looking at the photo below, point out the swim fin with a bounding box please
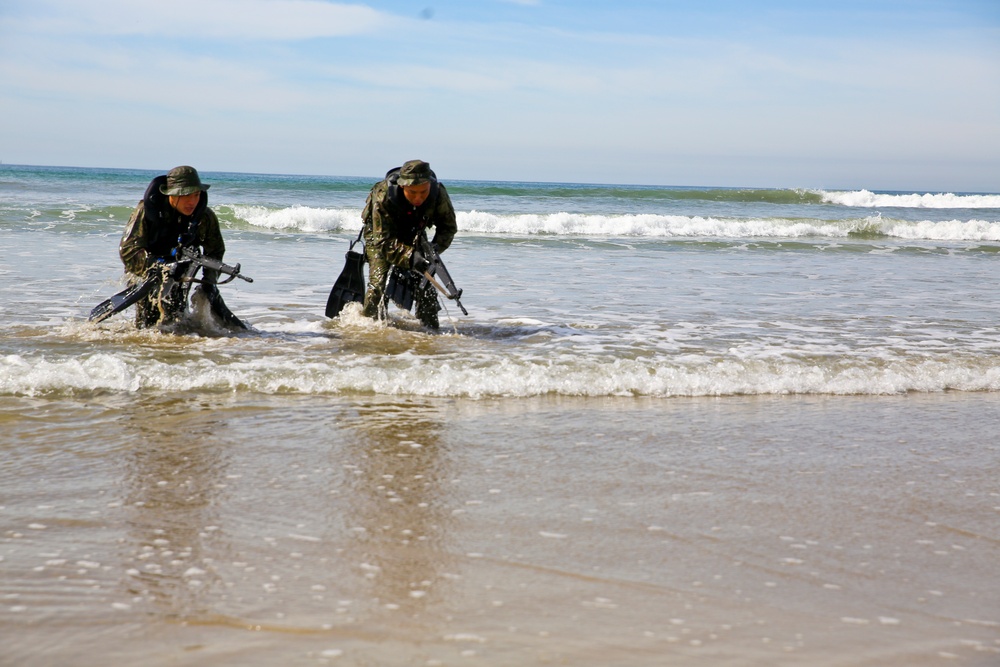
[325,249,367,318]
[385,266,416,312]
[199,284,249,330]
[88,274,159,323]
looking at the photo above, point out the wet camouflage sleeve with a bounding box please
[119,201,153,276]
[429,184,457,252]
[367,181,409,268]
[196,208,226,283]
[197,208,225,260]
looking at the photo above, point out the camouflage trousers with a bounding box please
[132,267,190,329]
[362,251,440,329]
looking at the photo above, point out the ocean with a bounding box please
[2,163,998,665]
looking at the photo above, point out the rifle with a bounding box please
[416,232,468,316]
[88,246,252,323]
[169,245,254,287]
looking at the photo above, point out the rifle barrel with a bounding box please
[177,247,253,282]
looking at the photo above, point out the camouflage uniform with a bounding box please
[361,160,457,329]
[119,166,226,328]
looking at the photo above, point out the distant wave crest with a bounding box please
[224,204,360,232]
[458,211,1000,242]
[821,190,1000,209]
[227,204,1000,242]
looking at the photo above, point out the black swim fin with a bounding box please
[88,274,159,323]
[385,266,416,312]
[199,284,249,331]
[325,249,367,318]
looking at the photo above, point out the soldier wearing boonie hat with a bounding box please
[118,165,230,328]
[395,159,434,186]
[359,159,458,329]
[159,165,211,196]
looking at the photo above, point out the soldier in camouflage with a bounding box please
[361,160,457,329]
[119,166,227,328]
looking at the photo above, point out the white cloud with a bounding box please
[5,0,387,40]
[1,0,997,188]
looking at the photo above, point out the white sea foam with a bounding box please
[226,204,1000,241]
[458,210,851,238]
[459,212,1000,241]
[821,190,1000,209]
[4,349,999,398]
[879,219,1000,241]
[228,204,360,233]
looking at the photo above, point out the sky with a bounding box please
[1,0,999,190]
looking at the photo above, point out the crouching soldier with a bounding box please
[119,165,244,329]
[361,160,457,329]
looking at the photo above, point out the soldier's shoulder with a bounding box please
[435,183,455,207]
[124,200,147,228]
[371,178,391,197]
[201,207,220,223]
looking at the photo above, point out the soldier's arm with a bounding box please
[119,202,153,275]
[430,184,457,251]
[371,201,417,268]
[199,209,226,260]
[197,209,226,283]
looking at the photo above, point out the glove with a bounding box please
[167,261,187,280]
[145,250,166,268]
[410,249,430,273]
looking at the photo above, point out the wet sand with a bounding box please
[2,392,999,666]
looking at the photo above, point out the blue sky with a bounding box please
[1,0,998,190]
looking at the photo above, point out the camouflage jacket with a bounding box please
[119,200,225,278]
[362,170,457,269]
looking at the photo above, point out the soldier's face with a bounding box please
[402,183,431,207]
[169,192,201,216]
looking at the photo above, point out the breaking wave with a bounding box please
[4,349,1000,399]
[821,190,1000,209]
[225,203,1000,243]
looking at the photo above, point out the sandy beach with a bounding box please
[3,391,998,666]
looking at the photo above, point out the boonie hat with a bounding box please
[159,165,210,196]
[397,160,433,186]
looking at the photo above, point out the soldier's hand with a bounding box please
[410,249,430,273]
[167,261,189,280]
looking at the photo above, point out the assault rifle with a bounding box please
[88,246,253,324]
[165,245,254,289]
[416,232,468,315]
